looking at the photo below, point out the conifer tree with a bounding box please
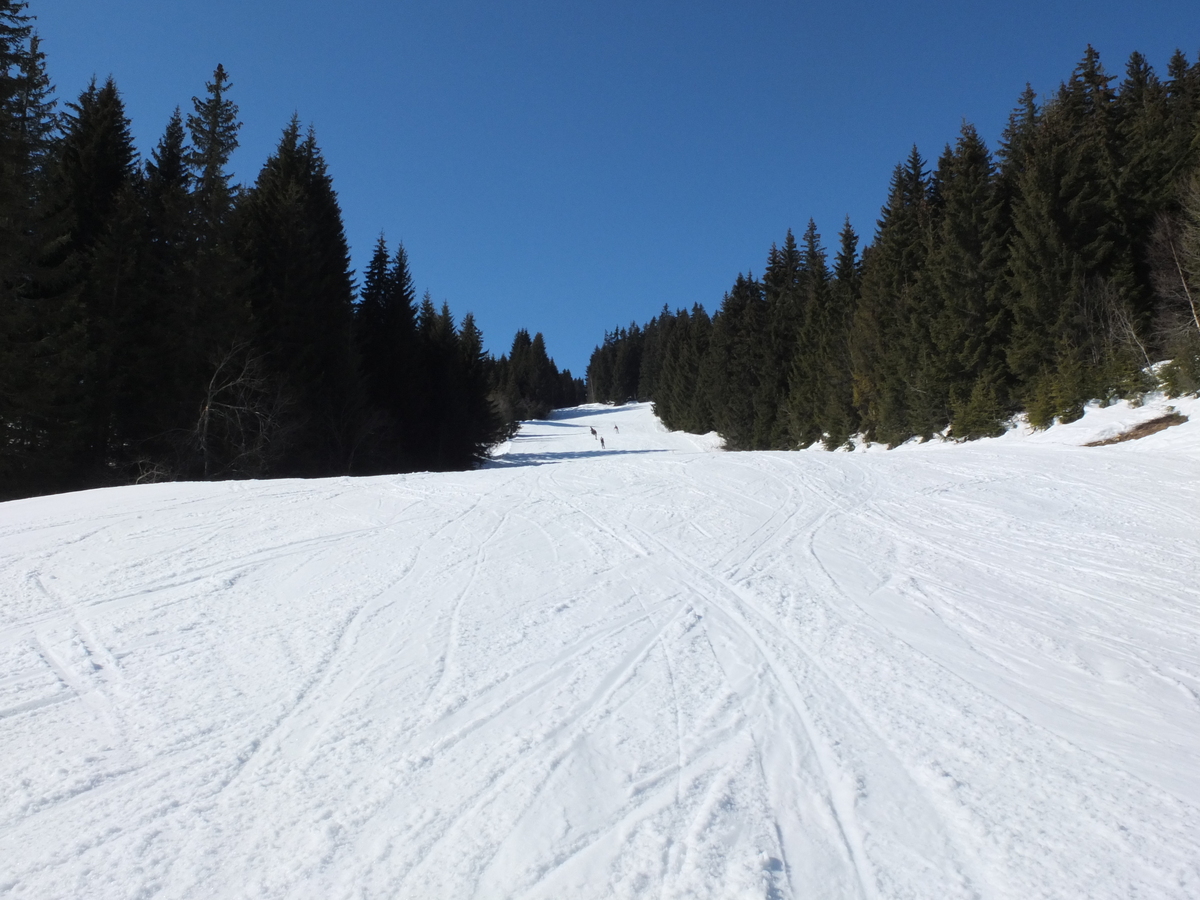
[184,64,248,411]
[1116,51,1172,262]
[240,118,359,475]
[704,273,765,449]
[1006,47,1138,425]
[610,323,643,402]
[457,312,505,462]
[682,304,715,433]
[505,327,568,419]
[0,4,82,497]
[351,235,392,470]
[356,234,391,371]
[1164,51,1200,187]
[408,290,443,465]
[851,148,933,444]
[758,229,803,448]
[636,312,665,400]
[652,305,715,434]
[425,300,465,467]
[784,221,829,448]
[973,85,1041,432]
[503,328,535,417]
[1151,171,1200,392]
[818,219,862,448]
[113,108,198,472]
[650,308,687,429]
[382,242,420,442]
[923,124,1009,438]
[587,326,639,404]
[585,330,614,404]
[530,332,561,410]
[985,83,1039,292]
[354,236,423,471]
[51,77,141,480]
[187,64,239,228]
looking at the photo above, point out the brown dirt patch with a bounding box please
[1085,412,1189,446]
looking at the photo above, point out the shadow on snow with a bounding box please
[485,448,667,468]
[544,406,640,423]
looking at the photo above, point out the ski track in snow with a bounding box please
[1,399,1199,898]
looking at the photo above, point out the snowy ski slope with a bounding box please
[2,399,1199,899]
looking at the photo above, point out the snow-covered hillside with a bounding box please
[2,399,1199,899]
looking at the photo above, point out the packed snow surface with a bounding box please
[2,398,1200,899]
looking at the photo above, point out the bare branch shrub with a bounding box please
[189,343,292,479]
[1150,174,1200,341]
[1088,278,1152,371]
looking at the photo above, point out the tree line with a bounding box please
[587,47,1200,449]
[0,0,583,500]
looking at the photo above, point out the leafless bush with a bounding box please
[1088,278,1152,370]
[1149,174,1200,343]
[133,458,176,484]
[190,343,291,479]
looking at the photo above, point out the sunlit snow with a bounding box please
[2,397,1198,898]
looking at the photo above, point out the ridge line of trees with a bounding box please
[587,46,1200,449]
[0,0,584,500]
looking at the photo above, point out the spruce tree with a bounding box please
[923,124,1009,438]
[586,328,619,403]
[529,332,560,412]
[851,148,933,444]
[1006,47,1139,425]
[187,64,239,228]
[114,108,198,473]
[52,77,141,481]
[636,312,664,400]
[185,64,248,420]
[409,291,442,465]
[1116,52,1172,257]
[704,273,765,449]
[650,308,687,429]
[1164,51,1200,187]
[383,242,420,454]
[759,230,803,448]
[610,323,643,402]
[457,312,505,462]
[0,5,82,497]
[816,218,861,448]
[1151,171,1200,393]
[429,301,467,467]
[680,304,715,434]
[355,234,391,385]
[354,235,423,471]
[240,118,359,475]
[784,221,829,448]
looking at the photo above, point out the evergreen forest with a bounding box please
[587,47,1200,450]
[0,0,584,500]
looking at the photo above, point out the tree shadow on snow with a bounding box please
[545,406,641,423]
[485,448,667,468]
[520,419,580,428]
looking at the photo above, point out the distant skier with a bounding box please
[614,425,619,434]
[600,437,606,449]
[590,427,597,438]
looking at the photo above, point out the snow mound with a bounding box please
[844,390,1200,456]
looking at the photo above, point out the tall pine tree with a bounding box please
[240,118,360,475]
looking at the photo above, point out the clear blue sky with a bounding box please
[32,0,1200,375]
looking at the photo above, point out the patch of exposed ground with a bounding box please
[1085,412,1189,446]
